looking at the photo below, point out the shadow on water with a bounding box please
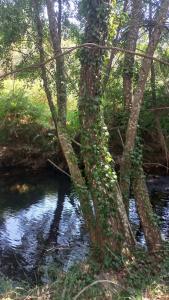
[0,172,169,282]
[0,170,88,282]
[130,176,169,244]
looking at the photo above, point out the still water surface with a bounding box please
[0,171,168,281]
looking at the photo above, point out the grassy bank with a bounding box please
[1,245,169,300]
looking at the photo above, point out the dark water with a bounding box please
[0,171,88,282]
[0,172,169,282]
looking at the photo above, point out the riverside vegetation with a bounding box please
[0,0,169,299]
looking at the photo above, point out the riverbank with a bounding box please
[0,143,68,174]
[0,169,169,299]
[0,134,168,176]
[1,245,169,300]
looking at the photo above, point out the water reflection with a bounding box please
[0,173,169,281]
[130,176,169,244]
[0,171,88,281]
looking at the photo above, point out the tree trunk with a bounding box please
[79,0,135,257]
[132,166,162,251]
[123,0,169,155]
[120,0,143,211]
[123,0,143,111]
[120,0,169,251]
[32,0,97,245]
[120,0,169,208]
[102,0,128,92]
[149,2,169,170]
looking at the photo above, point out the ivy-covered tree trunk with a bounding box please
[122,0,169,161]
[132,166,162,251]
[120,0,143,212]
[120,0,169,205]
[120,0,169,251]
[149,1,169,165]
[79,0,135,257]
[32,0,97,244]
[123,0,143,111]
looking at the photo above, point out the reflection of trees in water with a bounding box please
[33,180,72,278]
[0,171,70,213]
[0,172,74,281]
[154,198,169,239]
[134,192,169,243]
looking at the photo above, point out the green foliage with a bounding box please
[1,247,169,299]
[0,80,51,144]
[67,110,80,137]
[131,136,143,167]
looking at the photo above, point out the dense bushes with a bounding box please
[0,80,51,145]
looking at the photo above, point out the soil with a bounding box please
[0,144,67,174]
[0,129,168,175]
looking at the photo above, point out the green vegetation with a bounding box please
[1,246,169,299]
[0,0,169,299]
[0,80,50,144]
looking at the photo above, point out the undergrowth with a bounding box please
[1,244,169,300]
[0,79,80,147]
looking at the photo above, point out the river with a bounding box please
[0,171,168,283]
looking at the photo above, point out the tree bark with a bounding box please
[123,0,143,111]
[32,0,97,245]
[79,0,135,256]
[149,1,169,170]
[120,0,169,208]
[46,0,67,125]
[132,166,162,251]
[120,0,143,211]
[102,0,128,92]
[124,0,169,155]
[120,0,169,251]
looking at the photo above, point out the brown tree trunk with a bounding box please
[79,0,135,257]
[120,0,169,208]
[123,0,169,155]
[120,0,169,251]
[120,0,143,211]
[149,2,169,169]
[32,0,97,245]
[132,166,162,251]
[123,0,143,111]
[102,0,128,92]
[46,0,67,125]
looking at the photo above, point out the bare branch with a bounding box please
[1,43,169,80]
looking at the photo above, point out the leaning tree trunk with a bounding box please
[149,1,169,169]
[32,0,97,245]
[122,0,169,160]
[120,0,169,251]
[123,0,143,111]
[132,165,162,251]
[120,0,143,212]
[102,0,129,92]
[79,0,135,257]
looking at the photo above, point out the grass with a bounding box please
[0,79,80,148]
[1,244,169,300]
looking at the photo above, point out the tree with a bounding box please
[120,0,169,251]
[78,0,135,257]
[32,0,97,245]
[123,0,143,111]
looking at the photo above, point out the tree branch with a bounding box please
[1,43,169,80]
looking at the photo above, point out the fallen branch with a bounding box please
[149,106,169,111]
[1,43,169,80]
[47,159,71,178]
[144,162,169,171]
[71,138,81,147]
